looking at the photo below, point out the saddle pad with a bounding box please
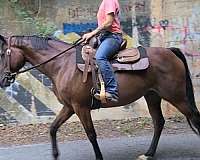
[76,46,149,72]
[77,58,149,72]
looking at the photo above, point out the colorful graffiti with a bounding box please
[132,16,200,56]
[63,22,97,34]
[132,0,151,47]
[68,6,97,19]
[130,0,200,56]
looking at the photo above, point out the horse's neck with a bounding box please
[22,40,74,80]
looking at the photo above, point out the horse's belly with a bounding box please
[103,72,149,107]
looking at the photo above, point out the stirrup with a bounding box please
[94,91,119,103]
[98,70,107,103]
[90,77,107,103]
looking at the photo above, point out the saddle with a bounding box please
[76,38,149,105]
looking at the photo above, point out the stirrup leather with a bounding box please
[98,70,107,103]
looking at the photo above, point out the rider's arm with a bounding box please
[82,13,114,42]
[92,12,115,35]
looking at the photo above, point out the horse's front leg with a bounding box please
[74,105,103,160]
[50,105,74,160]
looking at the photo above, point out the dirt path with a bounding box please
[0,117,193,147]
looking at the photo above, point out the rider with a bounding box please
[82,0,123,102]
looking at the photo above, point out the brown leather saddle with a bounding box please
[76,38,149,104]
[76,40,149,76]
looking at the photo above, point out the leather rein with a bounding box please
[4,36,83,84]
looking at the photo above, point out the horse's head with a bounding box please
[0,35,26,87]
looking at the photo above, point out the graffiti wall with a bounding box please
[148,0,200,113]
[150,0,200,55]
[150,0,200,96]
[0,0,135,124]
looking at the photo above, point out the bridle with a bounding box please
[2,36,15,84]
[3,36,84,84]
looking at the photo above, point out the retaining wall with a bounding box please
[0,0,199,124]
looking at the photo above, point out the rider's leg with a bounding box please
[95,33,122,101]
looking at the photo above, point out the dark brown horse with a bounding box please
[0,35,200,160]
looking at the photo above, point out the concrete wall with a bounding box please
[0,0,136,124]
[150,0,200,113]
[130,0,200,118]
[0,0,200,124]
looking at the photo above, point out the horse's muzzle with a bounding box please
[0,72,16,88]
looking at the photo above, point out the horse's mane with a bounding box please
[0,35,72,50]
[14,35,51,50]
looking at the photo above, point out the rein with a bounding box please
[5,36,83,82]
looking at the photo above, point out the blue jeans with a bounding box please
[95,32,123,96]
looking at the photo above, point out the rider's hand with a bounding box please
[82,32,94,44]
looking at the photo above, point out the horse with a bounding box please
[0,34,200,160]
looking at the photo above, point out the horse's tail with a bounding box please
[169,47,200,135]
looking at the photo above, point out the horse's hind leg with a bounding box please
[50,105,74,160]
[74,105,103,160]
[138,91,164,160]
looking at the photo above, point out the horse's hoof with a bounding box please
[53,157,58,160]
[136,155,154,160]
[96,156,103,160]
[53,151,59,160]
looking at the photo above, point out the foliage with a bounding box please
[34,17,57,36]
[8,0,57,36]
[10,0,18,3]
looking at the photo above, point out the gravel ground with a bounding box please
[0,117,193,147]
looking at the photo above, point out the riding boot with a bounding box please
[94,90,119,103]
